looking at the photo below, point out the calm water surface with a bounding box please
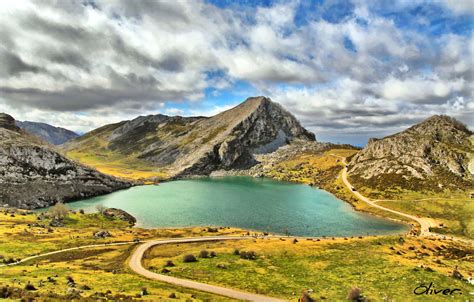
[66,177,408,237]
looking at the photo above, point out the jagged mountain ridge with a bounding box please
[63,96,316,177]
[16,120,79,145]
[0,113,130,209]
[348,115,474,192]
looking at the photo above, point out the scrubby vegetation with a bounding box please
[0,208,245,301]
[183,254,197,263]
[144,237,473,301]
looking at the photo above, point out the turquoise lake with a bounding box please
[66,176,408,237]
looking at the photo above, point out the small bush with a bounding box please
[141,287,148,296]
[233,249,240,255]
[183,254,197,263]
[300,290,315,302]
[207,227,218,233]
[199,250,209,258]
[239,251,257,260]
[48,202,69,220]
[25,282,37,291]
[164,260,175,267]
[161,268,170,274]
[347,287,365,301]
[79,209,85,214]
[293,238,298,244]
[210,251,217,258]
[169,292,177,298]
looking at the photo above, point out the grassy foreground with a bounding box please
[0,209,244,301]
[144,236,473,301]
[1,208,472,301]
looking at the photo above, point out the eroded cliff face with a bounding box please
[0,113,131,209]
[177,97,315,176]
[348,115,474,191]
[64,96,316,177]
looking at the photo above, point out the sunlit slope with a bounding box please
[62,96,315,180]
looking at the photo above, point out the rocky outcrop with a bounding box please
[16,120,79,145]
[0,113,21,132]
[0,113,131,209]
[102,208,136,225]
[348,115,474,191]
[64,96,316,177]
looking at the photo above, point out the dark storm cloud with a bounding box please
[0,49,42,76]
[42,48,91,71]
[0,84,184,111]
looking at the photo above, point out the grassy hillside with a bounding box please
[62,122,169,181]
[66,149,169,182]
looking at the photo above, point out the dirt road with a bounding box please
[128,236,286,302]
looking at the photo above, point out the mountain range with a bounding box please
[16,120,79,145]
[1,96,473,209]
[62,96,315,177]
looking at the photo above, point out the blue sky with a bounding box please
[0,0,472,146]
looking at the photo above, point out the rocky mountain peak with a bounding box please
[404,115,472,144]
[64,96,315,177]
[0,113,21,132]
[348,115,473,192]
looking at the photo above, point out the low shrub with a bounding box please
[199,250,209,258]
[183,254,197,263]
[24,282,37,291]
[347,287,365,301]
[239,251,257,260]
[164,260,175,267]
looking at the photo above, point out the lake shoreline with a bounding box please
[52,176,410,238]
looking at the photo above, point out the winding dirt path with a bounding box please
[128,236,286,302]
[339,162,433,235]
[335,155,473,245]
[0,241,136,268]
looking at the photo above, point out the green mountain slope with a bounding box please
[62,96,315,179]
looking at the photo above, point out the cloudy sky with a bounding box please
[0,0,472,146]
